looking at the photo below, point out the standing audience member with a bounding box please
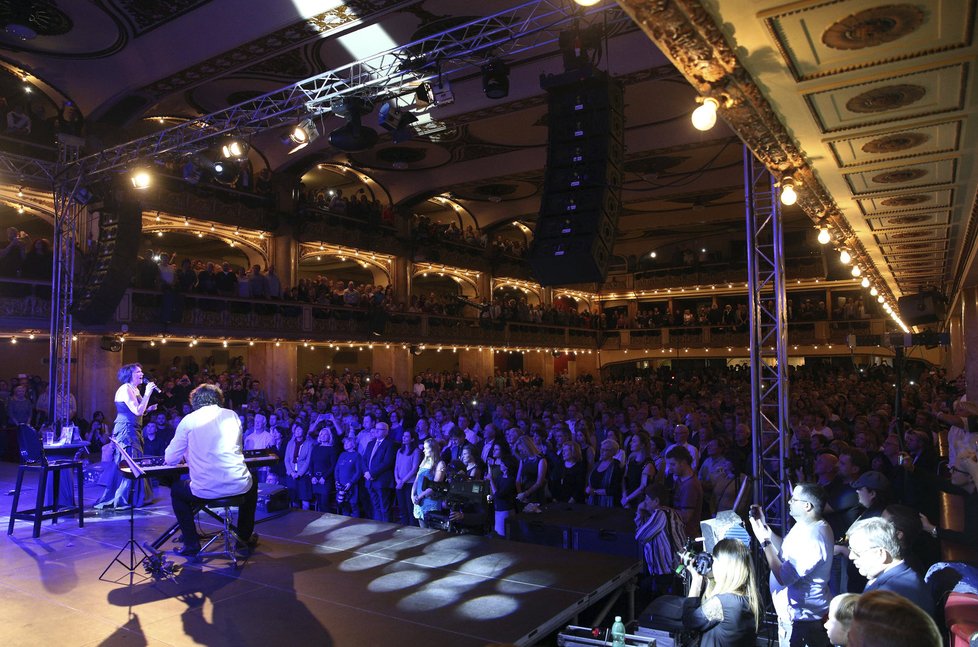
[412,438,446,528]
[666,445,704,539]
[749,483,834,647]
[363,421,396,522]
[284,423,313,509]
[586,439,623,507]
[394,429,422,525]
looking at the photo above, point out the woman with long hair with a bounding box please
[682,538,761,646]
[514,435,548,506]
[93,363,158,509]
[411,437,446,528]
[621,431,657,508]
[394,429,422,525]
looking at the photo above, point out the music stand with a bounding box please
[99,440,151,584]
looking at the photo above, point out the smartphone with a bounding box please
[749,505,762,520]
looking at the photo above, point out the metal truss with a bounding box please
[72,0,622,181]
[744,145,790,536]
[47,139,84,427]
[0,150,56,186]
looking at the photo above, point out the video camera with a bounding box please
[676,538,713,577]
[423,477,489,509]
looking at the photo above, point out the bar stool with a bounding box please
[196,494,248,567]
[8,425,85,538]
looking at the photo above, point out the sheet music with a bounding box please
[110,438,146,479]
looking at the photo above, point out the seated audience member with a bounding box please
[682,538,761,647]
[846,589,941,647]
[846,518,933,616]
[824,593,858,647]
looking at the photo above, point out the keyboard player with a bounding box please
[163,384,259,557]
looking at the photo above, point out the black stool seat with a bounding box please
[195,493,249,567]
[8,425,85,538]
[8,459,86,538]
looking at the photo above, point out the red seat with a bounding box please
[945,592,978,647]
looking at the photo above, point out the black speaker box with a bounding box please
[73,201,142,326]
[897,290,946,326]
[530,235,611,285]
[532,73,623,286]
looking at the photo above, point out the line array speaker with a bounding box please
[72,201,142,326]
[530,71,623,286]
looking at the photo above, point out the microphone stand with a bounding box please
[100,439,151,584]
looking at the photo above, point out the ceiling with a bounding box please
[0,0,974,323]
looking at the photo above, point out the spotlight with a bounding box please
[817,226,831,245]
[691,97,719,131]
[482,60,510,99]
[130,167,152,190]
[416,80,454,107]
[779,176,797,205]
[211,159,240,186]
[221,137,249,160]
[378,102,418,143]
[288,118,320,152]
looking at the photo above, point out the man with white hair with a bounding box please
[847,517,934,615]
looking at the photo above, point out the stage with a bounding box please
[1,462,642,647]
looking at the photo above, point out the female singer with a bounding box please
[93,363,157,509]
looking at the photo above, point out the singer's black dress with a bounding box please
[93,393,153,508]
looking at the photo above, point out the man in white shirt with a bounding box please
[164,384,258,557]
[750,483,833,647]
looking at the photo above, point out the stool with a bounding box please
[8,458,85,538]
[196,494,248,567]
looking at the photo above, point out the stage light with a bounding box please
[691,97,719,131]
[817,226,831,245]
[839,249,851,265]
[378,101,418,143]
[289,118,320,152]
[329,97,378,152]
[482,60,510,99]
[779,176,797,205]
[130,167,152,190]
[221,137,249,160]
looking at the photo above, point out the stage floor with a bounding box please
[0,462,641,647]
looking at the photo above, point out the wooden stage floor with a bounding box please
[0,462,642,647]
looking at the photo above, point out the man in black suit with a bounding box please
[847,517,934,616]
[363,421,396,522]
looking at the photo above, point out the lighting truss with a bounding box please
[66,0,623,181]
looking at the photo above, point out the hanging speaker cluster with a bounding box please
[72,201,142,326]
[530,71,624,286]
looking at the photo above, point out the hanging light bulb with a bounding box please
[839,249,852,265]
[851,265,862,277]
[870,287,879,296]
[877,295,885,303]
[861,277,870,288]
[779,176,797,205]
[817,226,831,245]
[573,0,601,5]
[691,97,719,131]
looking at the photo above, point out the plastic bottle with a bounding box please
[611,615,626,647]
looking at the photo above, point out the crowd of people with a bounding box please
[3,356,971,646]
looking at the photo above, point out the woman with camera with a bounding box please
[681,538,761,647]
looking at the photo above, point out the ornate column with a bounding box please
[272,234,298,292]
[74,336,123,420]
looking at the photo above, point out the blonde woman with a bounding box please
[514,435,548,505]
[824,593,858,646]
[682,538,761,646]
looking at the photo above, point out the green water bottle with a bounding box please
[611,615,626,647]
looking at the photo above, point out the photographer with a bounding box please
[682,539,761,647]
[425,455,490,535]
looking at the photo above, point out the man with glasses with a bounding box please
[846,517,934,616]
[749,483,833,647]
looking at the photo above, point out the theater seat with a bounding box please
[945,592,978,647]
